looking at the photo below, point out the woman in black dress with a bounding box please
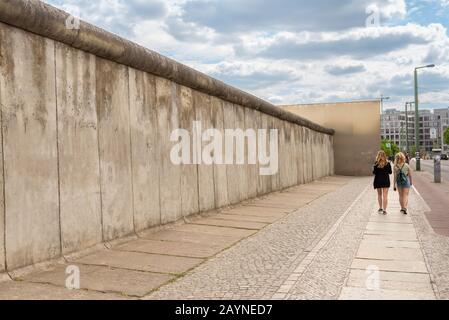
[373,150,392,215]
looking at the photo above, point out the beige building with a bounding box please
[280,101,381,176]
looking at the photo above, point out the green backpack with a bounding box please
[396,165,408,184]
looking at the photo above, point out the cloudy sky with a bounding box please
[44,0,449,111]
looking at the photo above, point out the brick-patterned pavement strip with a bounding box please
[413,171,449,236]
[410,179,449,299]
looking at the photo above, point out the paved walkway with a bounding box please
[0,175,444,300]
[339,188,435,299]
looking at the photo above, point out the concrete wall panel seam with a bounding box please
[0,76,6,272]
[126,67,137,233]
[53,42,63,258]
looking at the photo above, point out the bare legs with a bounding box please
[398,188,403,209]
[376,188,389,211]
[377,189,382,209]
[398,188,410,210]
[382,188,389,211]
[404,188,410,209]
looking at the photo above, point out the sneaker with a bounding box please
[400,209,407,214]
[383,210,388,215]
[378,208,383,214]
[403,209,408,215]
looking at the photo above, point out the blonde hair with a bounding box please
[375,150,388,168]
[394,152,406,167]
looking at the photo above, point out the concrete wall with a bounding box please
[281,101,380,176]
[0,1,334,272]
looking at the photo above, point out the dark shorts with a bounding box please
[397,178,411,189]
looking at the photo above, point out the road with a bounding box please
[421,159,449,182]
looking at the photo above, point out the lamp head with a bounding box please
[416,64,436,70]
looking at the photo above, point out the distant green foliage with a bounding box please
[381,139,399,157]
[444,127,449,146]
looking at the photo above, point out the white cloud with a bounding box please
[43,0,449,109]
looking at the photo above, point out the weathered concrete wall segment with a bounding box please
[0,5,334,271]
[0,0,333,135]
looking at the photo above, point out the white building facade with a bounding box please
[381,107,449,154]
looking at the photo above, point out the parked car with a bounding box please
[441,154,448,160]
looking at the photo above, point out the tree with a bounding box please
[444,127,449,146]
[410,145,417,157]
[381,139,399,157]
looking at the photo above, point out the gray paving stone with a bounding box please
[366,222,416,232]
[220,207,289,217]
[22,264,173,297]
[351,258,428,274]
[356,246,424,261]
[369,215,413,224]
[142,230,241,247]
[189,218,267,230]
[227,204,291,213]
[176,224,256,237]
[363,231,418,241]
[358,239,420,249]
[115,239,224,258]
[339,287,435,300]
[0,280,129,300]
[348,268,431,283]
[74,250,203,274]
[346,269,433,292]
[246,201,301,210]
[212,214,280,224]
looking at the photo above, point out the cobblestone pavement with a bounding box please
[146,177,372,299]
[278,184,374,300]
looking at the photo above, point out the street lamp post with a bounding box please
[405,101,414,154]
[380,95,390,138]
[414,64,435,171]
[405,102,409,153]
